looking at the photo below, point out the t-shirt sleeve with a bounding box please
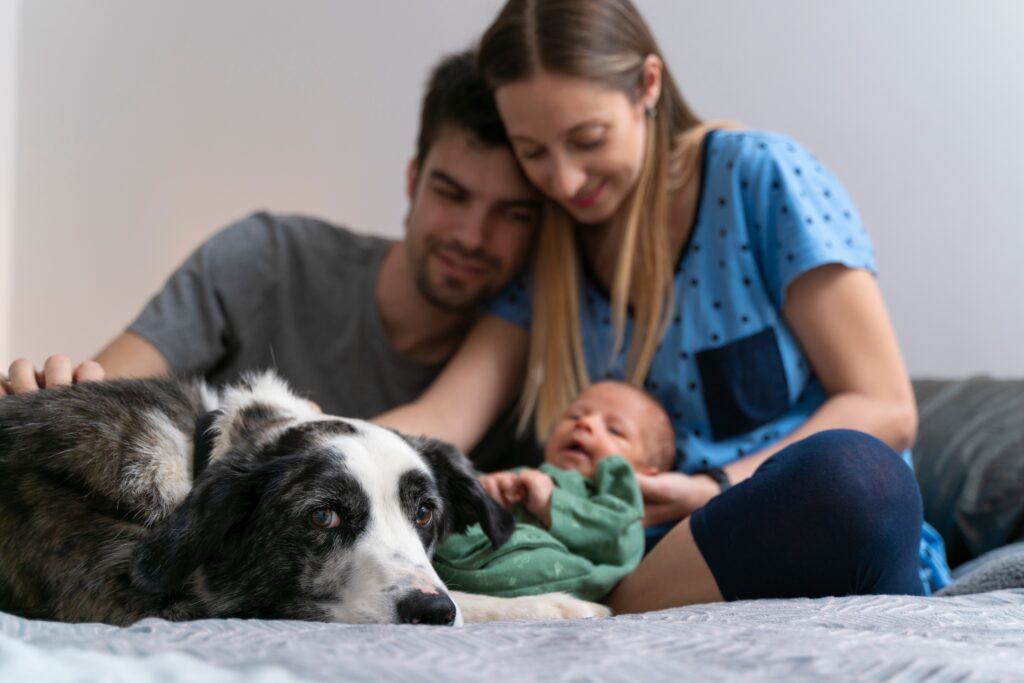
[742,134,877,309]
[128,212,280,375]
[485,271,532,329]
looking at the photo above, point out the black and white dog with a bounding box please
[0,372,609,626]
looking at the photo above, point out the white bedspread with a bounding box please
[4,590,1024,682]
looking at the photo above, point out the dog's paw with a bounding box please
[523,592,612,620]
[451,590,612,623]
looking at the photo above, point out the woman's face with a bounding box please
[495,71,653,225]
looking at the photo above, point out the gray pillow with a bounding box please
[912,377,1024,567]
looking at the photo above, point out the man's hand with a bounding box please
[636,471,719,527]
[0,355,105,398]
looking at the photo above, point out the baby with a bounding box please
[480,380,675,525]
[433,380,676,601]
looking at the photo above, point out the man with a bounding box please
[1,51,541,468]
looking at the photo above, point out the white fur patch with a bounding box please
[208,371,322,463]
[320,421,457,624]
[120,410,193,523]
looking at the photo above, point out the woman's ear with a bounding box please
[641,54,663,111]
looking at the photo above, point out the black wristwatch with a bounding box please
[695,466,732,493]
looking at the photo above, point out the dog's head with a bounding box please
[129,373,514,625]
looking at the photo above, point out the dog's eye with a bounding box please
[310,507,340,529]
[414,505,433,528]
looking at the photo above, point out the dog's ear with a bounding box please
[130,462,259,595]
[412,436,515,548]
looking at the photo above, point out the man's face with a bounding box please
[405,126,540,312]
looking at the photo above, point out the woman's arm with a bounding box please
[723,263,917,483]
[639,263,916,523]
[375,314,529,454]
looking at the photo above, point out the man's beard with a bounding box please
[413,240,498,313]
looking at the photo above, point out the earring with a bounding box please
[645,103,657,118]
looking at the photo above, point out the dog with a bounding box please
[0,371,610,626]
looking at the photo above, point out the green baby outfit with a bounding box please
[433,455,644,601]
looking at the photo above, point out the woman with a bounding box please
[380,0,951,610]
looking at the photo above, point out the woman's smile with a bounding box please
[569,180,607,210]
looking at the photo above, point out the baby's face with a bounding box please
[544,382,655,478]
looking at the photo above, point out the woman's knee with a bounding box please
[774,429,922,543]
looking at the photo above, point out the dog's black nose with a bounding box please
[396,591,457,626]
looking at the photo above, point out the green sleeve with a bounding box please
[541,456,645,568]
[431,456,645,602]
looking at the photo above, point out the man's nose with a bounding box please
[452,206,488,252]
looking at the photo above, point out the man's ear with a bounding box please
[406,158,420,203]
[410,435,515,548]
[129,463,259,595]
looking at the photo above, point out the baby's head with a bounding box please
[543,381,676,479]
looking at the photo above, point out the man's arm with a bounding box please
[94,331,171,379]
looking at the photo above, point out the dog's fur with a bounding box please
[0,372,609,625]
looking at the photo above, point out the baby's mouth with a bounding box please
[561,439,591,463]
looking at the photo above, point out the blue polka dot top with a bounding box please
[489,128,952,593]
[491,129,878,472]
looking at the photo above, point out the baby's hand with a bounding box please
[516,469,554,528]
[478,471,523,510]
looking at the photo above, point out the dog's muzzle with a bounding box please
[396,590,458,626]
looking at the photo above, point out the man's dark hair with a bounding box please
[415,50,509,169]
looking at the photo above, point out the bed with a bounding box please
[3,377,1023,681]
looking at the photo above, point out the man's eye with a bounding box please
[504,210,535,223]
[414,505,433,528]
[433,187,463,201]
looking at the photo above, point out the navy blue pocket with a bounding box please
[696,327,790,441]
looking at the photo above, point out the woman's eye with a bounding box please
[311,507,340,529]
[517,147,545,161]
[414,505,433,528]
[574,138,604,151]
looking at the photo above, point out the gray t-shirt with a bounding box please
[130,211,537,470]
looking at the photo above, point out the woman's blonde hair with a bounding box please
[479,0,716,440]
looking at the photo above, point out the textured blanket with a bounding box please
[4,590,1024,682]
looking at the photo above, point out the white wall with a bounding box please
[0,0,19,365]
[10,1,1024,377]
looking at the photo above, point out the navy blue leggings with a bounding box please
[690,429,924,600]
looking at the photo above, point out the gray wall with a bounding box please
[7,1,1024,377]
[0,0,18,364]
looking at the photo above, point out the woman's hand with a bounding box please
[636,471,719,527]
